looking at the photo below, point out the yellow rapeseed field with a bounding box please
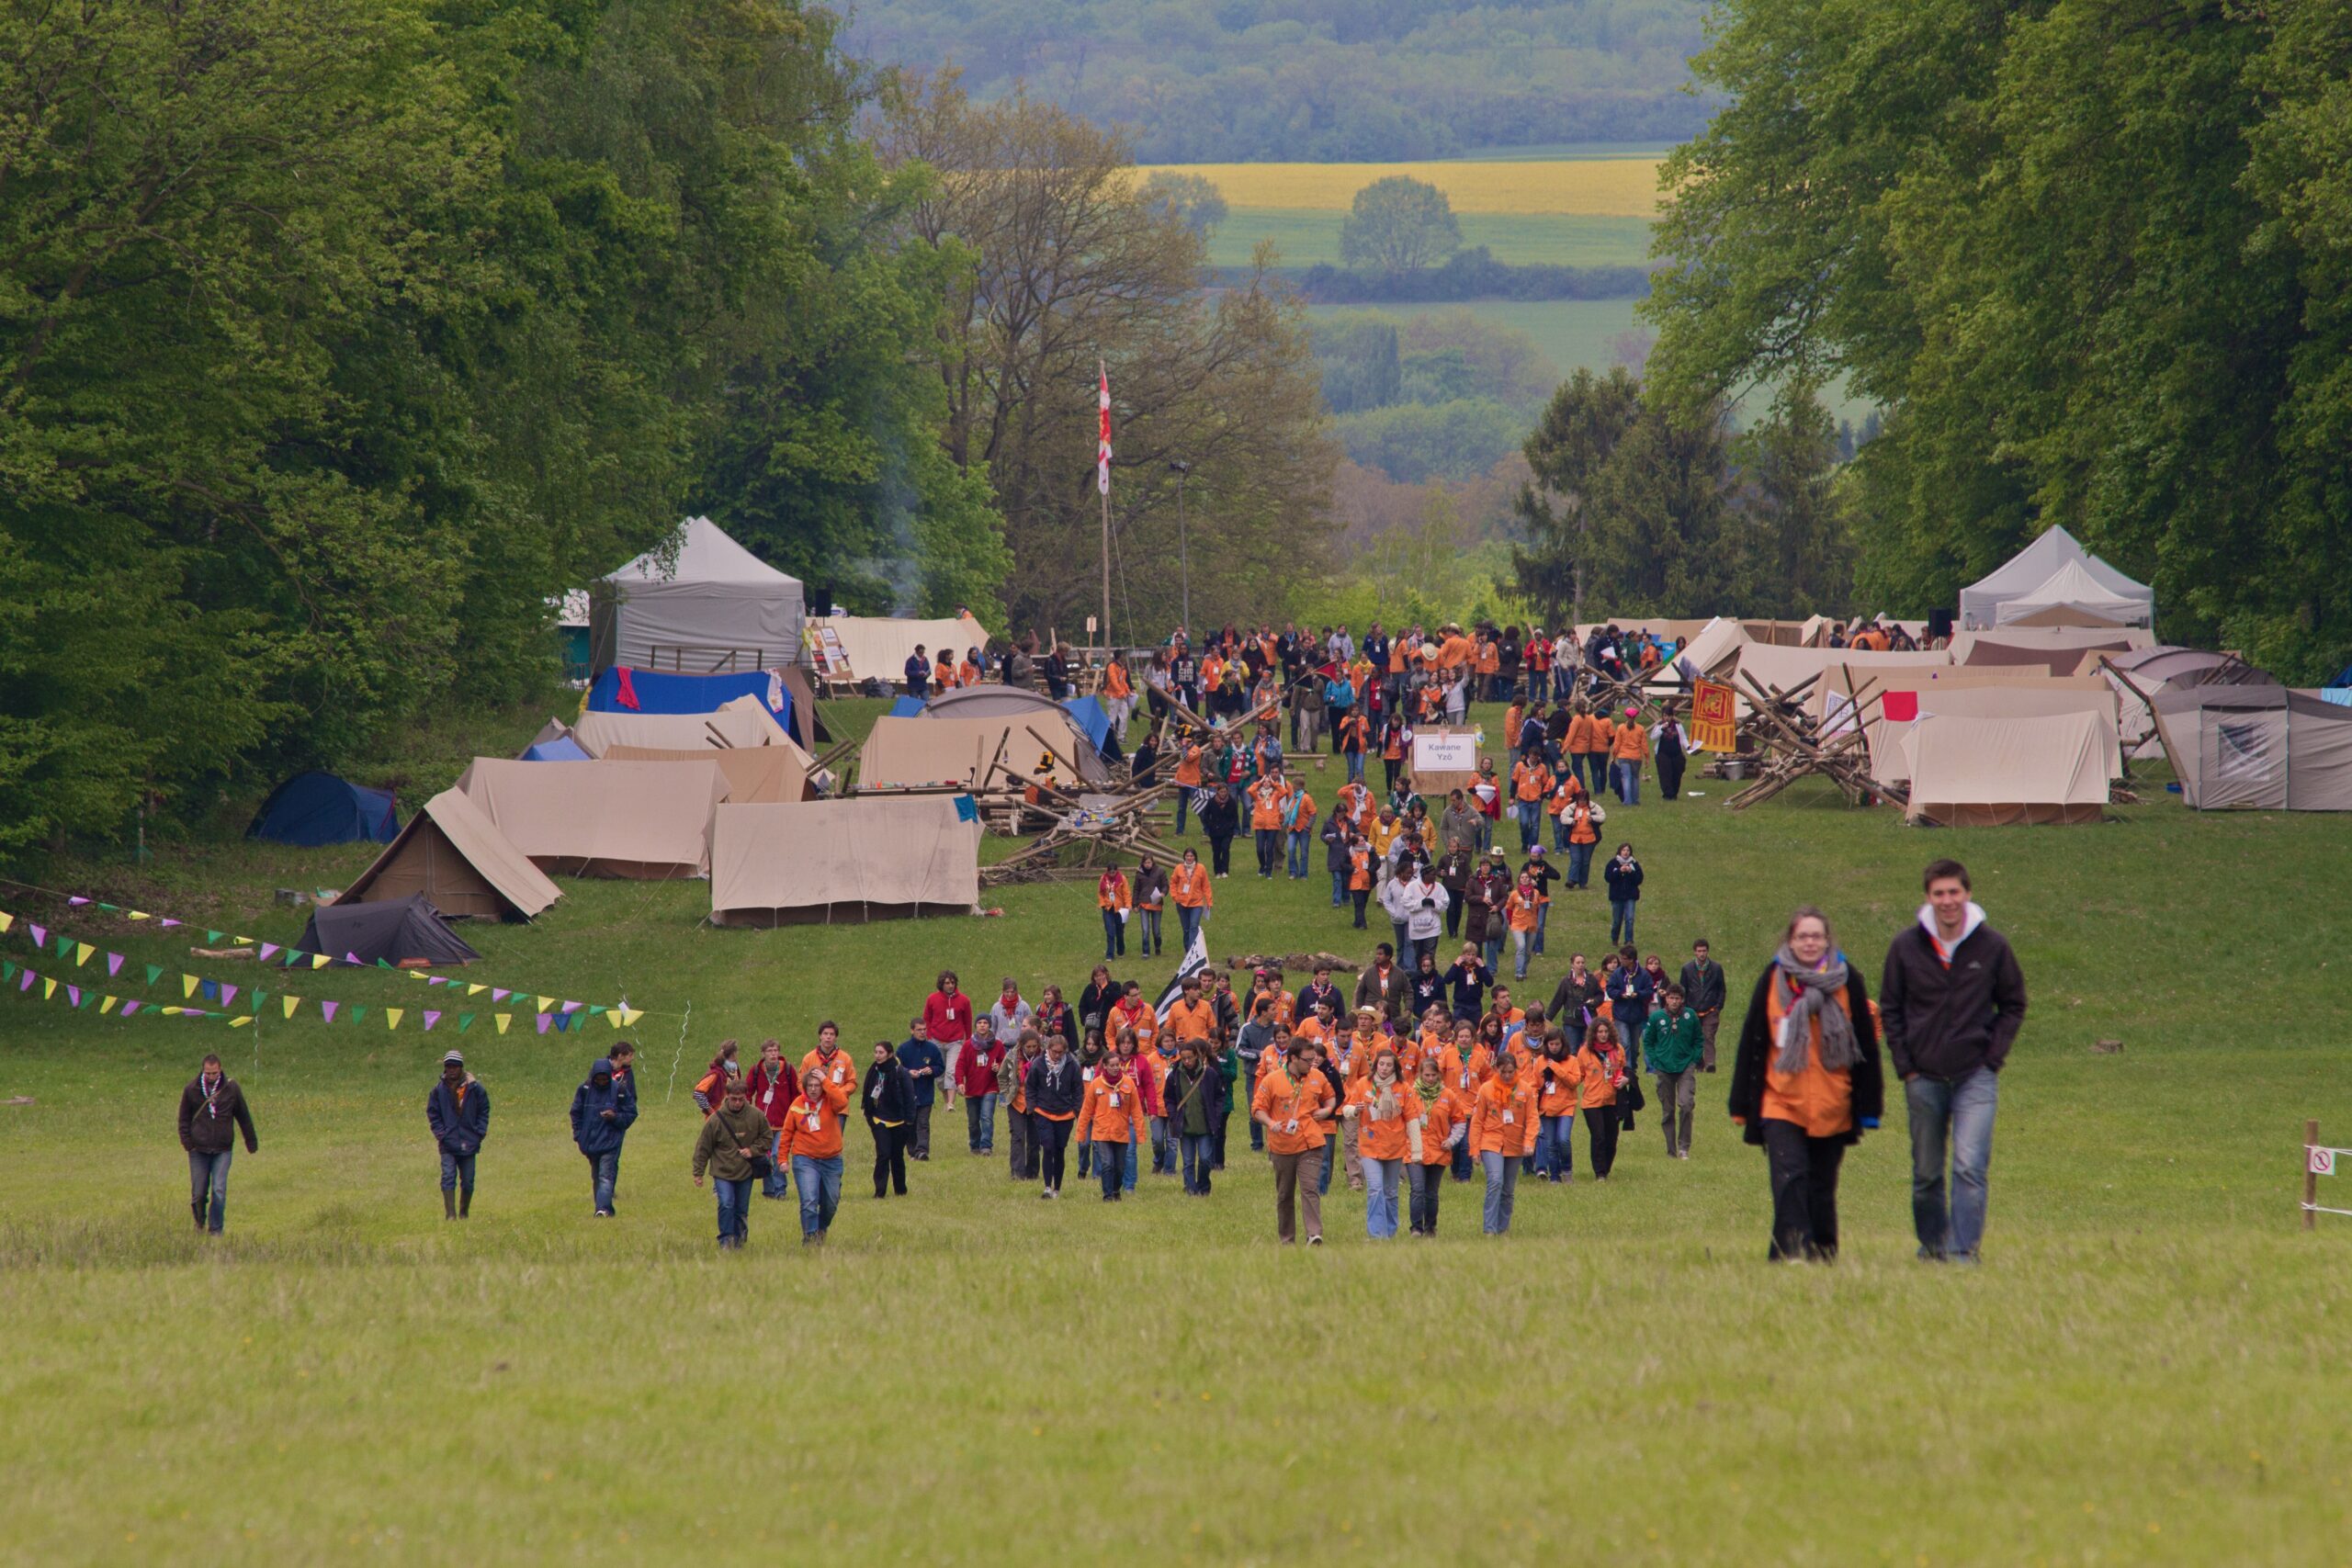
[1131,159,1662,218]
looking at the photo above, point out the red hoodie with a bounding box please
[956,1038,1005,1098]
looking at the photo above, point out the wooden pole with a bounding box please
[2307,1118,2321,1231]
[1100,482,1113,657]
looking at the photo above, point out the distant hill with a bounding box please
[843,0,1713,162]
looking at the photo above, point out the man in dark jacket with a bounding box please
[571,1057,638,1217]
[904,645,929,697]
[896,1021,945,1161]
[1352,943,1408,1017]
[692,1079,772,1248]
[1198,784,1240,876]
[177,1053,258,1235]
[1679,938,1729,1072]
[425,1051,490,1219]
[1881,858,2028,1263]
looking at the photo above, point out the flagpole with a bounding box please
[1101,482,1112,657]
[1097,360,1114,655]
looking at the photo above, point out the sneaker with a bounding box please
[1307,1235,1323,1246]
[594,1210,613,1218]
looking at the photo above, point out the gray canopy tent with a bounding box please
[590,516,805,672]
[1959,525,2154,629]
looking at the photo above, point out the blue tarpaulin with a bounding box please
[521,736,593,761]
[587,667,791,739]
[1061,696,1112,750]
[888,695,928,718]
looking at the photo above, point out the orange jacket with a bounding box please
[1503,705,1527,751]
[957,660,980,687]
[1096,872,1131,912]
[1530,1053,1583,1115]
[1439,635,1473,669]
[1574,1041,1627,1110]
[1438,1043,1494,1098]
[1102,660,1131,699]
[1593,716,1616,754]
[1170,863,1213,908]
[1348,1076,1417,1161]
[776,1079,853,1160]
[1563,800,1599,845]
[1347,845,1374,892]
[1173,744,1204,786]
[1252,1065,1336,1155]
[1507,886,1543,932]
[1611,723,1648,762]
[1075,1071,1149,1144]
[1249,777,1291,830]
[1476,640,1499,675]
[1566,714,1599,752]
[1164,998,1217,1043]
[1408,1086,1464,1165]
[1289,789,1317,829]
[1468,1075,1540,1155]
[1512,760,1552,802]
[800,1046,858,1096]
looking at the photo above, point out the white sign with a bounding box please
[2312,1145,2338,1177]
[1086,615,1099,635]
[1412,731,1477,774]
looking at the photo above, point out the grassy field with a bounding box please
[4,695,2349,1564]
[1209,209,1656,272]
[1141,158,1662,217]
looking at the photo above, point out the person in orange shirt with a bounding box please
[1405,1055,1464,1235]
[933,649,957,692]
[1530,1029,1583,1182]
[1439,626,1474,671]
[957,649,982,688]
[1510,753,1553,853]
[1099,655,1133,742]
[1336,709,1370,784]
[1728,906,1884,1262]
[1252,1039,1337,1244]
[1096,863,1131,961]
[1170,847,1212,953]
[1503,696,1527,754]
[1468,1050,1539,1234]
[1475,634,1500,700]
[1249,768,1291,878]
[1563,702,1600,795]
[1576,1018,1631,1181]
[1171,730,1205,836]
[1074,1051,1148,1201]
[1610,704,1650,805]
[778,1065,854,1244]
[1505,873,1544,982]
[1283,778,1317,881]
[800,1022,858,1100]
[1343,1046,1414,1238]
[1344,830,1375,930]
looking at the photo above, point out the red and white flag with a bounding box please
[1096,362,1113,496]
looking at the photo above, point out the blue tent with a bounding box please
[1061,696,1113,751]
[520,736,592,762]
[888,695,928,718]
[586,666,791,739]
[248,772,399,846]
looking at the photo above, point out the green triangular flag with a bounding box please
[589,1004,607,1016]
[458,1012,475,1032]
[98,902,118,912]
[350,1005,367,1023]
[251,989,266,1009]
[56,934,74,955]
[377,958,393,970]
[145,964,163,986]
[206,930,222,944]
[2,962,13,982]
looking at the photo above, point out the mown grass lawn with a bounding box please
[3,700,2347,1565]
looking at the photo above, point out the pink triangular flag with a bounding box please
[492,988,510,1003]
[259,943,278,961]
[535,1013,551,1034]
[17,969,32,991]
[345,951,361,964]
[424,1010,441,1031]
[562,999,582,1013]
[320,1000,339,1022]
[66,985,80,1008]
[68,897,89,907]
[121,1000,141,1017]
[28,924,45,949]
[160,919,181,929]
[220,985,238,1007]
[107,953,124,976]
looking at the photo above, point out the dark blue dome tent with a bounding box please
[247,772,399,846]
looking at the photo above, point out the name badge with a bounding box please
[1502,1111,1515,1124]
[1109,1093,1121,1108]
[805,1114,820,1131]
[1083,1067,1094,1080]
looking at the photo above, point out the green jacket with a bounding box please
[1643,1009,1706,1075]
[1162,1064,1220,1137]
[693,1103,773,1181]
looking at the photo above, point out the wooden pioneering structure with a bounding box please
[1724,670,1894,810]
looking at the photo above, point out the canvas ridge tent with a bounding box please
[335,789,563,920]
[2147,687,2352,810]
[298,894,481,967]
[457,757,729,878]
[1900,710,2112,827]
[568,698,807,761]
[602,743,810,804]
[709,798,980,925]
[857,713,1097,791]
[591,516,804,673]
[1861,678,2121,787]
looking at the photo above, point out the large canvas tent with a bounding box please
[569,698,802,760]
[806,614,990,684]
[1862,678,2121,786]
[602,743,810,803]
[456,758,729,877]
[710,798,980,925]
[1900,711,2111,826]
[2147,687,2352,810]
[1992,559,2154,626]
[922,685,1114,777]
[299,894,482,967]
[335,789,562,920]
[1958,525,2154,628]
[248,772,399,846]
[858,713,1097,790]
[591,516,804,672]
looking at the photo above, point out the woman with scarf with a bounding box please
[692,1039,741,1118]
[1468,1049,1539,1235]
[1129,853,1168,958]
[1404,1055,1463,1235]
[1078,965,1122,1035]
[1728,907,1885,1262]
[1343,1047,1414,1238]
[1576,1019,1630,1181]
[1032,985,1074,1055]
[1096,863,1131,961]
[861,1041,916,1200]
[1531,1029,1582,1182]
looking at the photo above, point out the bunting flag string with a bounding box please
[0,911,645,1036]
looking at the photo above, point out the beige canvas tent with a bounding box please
[1730,644,1953,725]
[456,758,729,877]
[334,789,563,920]
[1862,678,2120,786]
[2147,687,2352,810]
[1900,711,2111,826]
[569,698,803,760]
[922,686,1110,781]
[602,743,810,803]
[710,798,981,925]
[858,713,1091,790]
[806,614,990,684]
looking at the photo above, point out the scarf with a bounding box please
[1772,945,1858,1074]
[1414,1078,1444,1108]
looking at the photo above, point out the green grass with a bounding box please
[1309,298,1645,379]
[4,699,2349,1563]
[1212,209,1657,270]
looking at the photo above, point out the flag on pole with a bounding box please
[1097,363,1113,496]
[1153,927,1210,1022]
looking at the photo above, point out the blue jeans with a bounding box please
[791,1154,842,1236]
[1536,1113,1576,1179]
[762,1146,792,1200]
[1287,830,1312,877]
[1516,800,1541,851]
[1182,1132,1214,1193]
[1177,904,1204,953]
[1567,841,1594,887]
[1254,827,1282,876]
[1451,1133,1475,1182]
[1345,751,1364,783]
[1097,1139,1129,1198]
[1124,1130,1141,1191]
[188,1148,232,1232]
[1480,1149,1521,1234]
[583,1148,618,1214]
[1513,928,1532,980]
[1611,899,1636,945]
[1148,1115,1170,1172]
[1318,1136,1335,1195]
[1330,868,1347,908]
[1907,1068,1998,1258]
[1533,899,1549,955]
[1137,907,1161,955]
[1615,759,1641,805]
[713,1176,752,1247]
[1482,934,1503,974]
[966,1091,999,1152]
[1363,1156,1404,1238]
[438,1148,477,1194]
[1102,908,1125,959]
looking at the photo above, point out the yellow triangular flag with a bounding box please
[282,996,300,1019]
[311,953,331,970]
[536,995,554,1013]
[386,1008,403,1031]
[0,911,13,932]
[467,984,485,996]
[162,1006,184,1017]
[408,969,428,982]
[494,1013,511,1035]
[616,1008,643,1027]
[230,1016,253,1029]
[128,910,149,921]
[48,980,62,999]
[233,936,252,946]
[74,942,93,966]
[183,975,198,998]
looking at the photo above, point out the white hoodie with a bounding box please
[1917,899,1987,959]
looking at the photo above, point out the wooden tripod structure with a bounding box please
[1725,670,1902,810]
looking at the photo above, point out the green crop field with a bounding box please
[3,696,2346,1564]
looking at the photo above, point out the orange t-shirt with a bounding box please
[1253,1066,1336,1155]
[1468,1076,1539,1155]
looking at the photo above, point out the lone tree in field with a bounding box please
[1340,175,1461,275]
